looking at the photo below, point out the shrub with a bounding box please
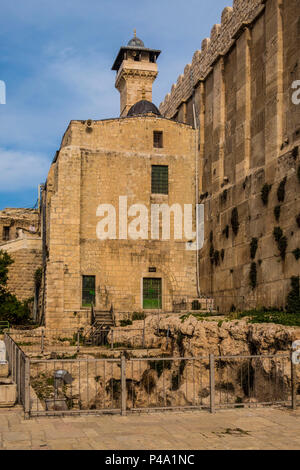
[120,319,133,327]
[277,177,287,203]
[223,225,229,239]
[132,312,146,321]
[286,276,300,314]
[249,262,257,290]
[0,250,32,325]
[231,208,239,236]
[220,189,228,204]
[293,248,300,261]
[261,184,272,206]
[250,238,258,260]
[214,250,220,266]
[274,205,281,222]
[273,227,288,260]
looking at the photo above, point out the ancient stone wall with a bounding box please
[1,238,42,301]
[159,0,300,310]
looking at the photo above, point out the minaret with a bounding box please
[112,30,161,117]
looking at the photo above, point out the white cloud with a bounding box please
[0,148,49,191]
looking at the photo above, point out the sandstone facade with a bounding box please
[160,0,300,311]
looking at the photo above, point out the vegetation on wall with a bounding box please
[231,208,239,236]
[293,248,300,261]
[261,183,272,206]
[231,308,300,327]
[250,238,258,260]
[273,227,288,260]
[0,250,31,325]
[220,189,228,204]
[274,205,281,222]
[277,177,287,203]
[286,276,300,314]
[249,262,257,290]
[223,225,229,239]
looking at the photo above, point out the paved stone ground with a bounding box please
[0,406,299,450]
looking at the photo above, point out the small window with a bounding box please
[143,278,162,309]
[82,275,95,307]
[2,226,10,241]
[153,131,163,148]
[151,165,168,195]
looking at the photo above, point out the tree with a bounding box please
[0,250,31,324]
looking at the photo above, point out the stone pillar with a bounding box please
[235,27,252,180]
[265,0,284,166]
[212,58,226,191]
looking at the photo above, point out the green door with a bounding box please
[143,278,162,309]
[82,276,96,307]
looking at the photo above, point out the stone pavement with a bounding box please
[0,406,299,450]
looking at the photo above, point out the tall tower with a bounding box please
[112,31,161,117]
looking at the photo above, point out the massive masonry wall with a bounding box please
[44,117,198,329]
[160,0,300,311]
[1,238,42,301]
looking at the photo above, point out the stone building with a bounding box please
[2,0,299,327]
[41,33,200,329]
[0,208,42,302]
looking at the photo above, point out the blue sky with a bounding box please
[0,0,230,210]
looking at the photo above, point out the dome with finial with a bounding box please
[128,29,145,48]
[127,100,161,117]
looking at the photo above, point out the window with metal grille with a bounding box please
[143,278,162,309]
[151,165,168,195]
[153,131,163,148]
[82,275,95,307]
[2,226,9,241]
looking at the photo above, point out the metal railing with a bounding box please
[4,331,299,418]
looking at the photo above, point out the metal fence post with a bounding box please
[121,355,127,416]
[24,357,30,419]
[17,348,21,404]
[111,330,114,350]
[209,353,216,414]
[291,351,297,411]
[41,329,44,354]
[77,331,80,353]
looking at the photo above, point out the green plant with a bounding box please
[214,250,220,266]
[286,276,300,313]
[273,227,288,260]
[223,225,229,239]
[274,205,281,222]
[132,312,146,321]
[120,319,133,327]
[231,208,239,236]
[273,227,283,243]
[261,183,272,206]
[293,248,300,261]
[277,177,287,203]
[229,308,300,326]
[249,262,257,289]
[220,189,228,204]
[250,238,258,260]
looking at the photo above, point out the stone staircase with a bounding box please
[94,310,115,328]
